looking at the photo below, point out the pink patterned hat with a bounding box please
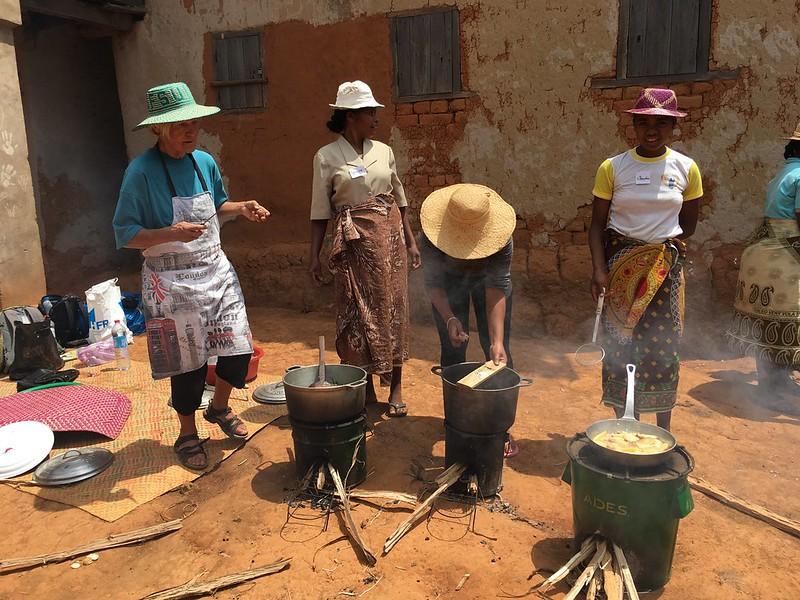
[626,88,687,118]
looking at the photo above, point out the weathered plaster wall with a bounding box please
[110,0,800,338]
[0,13,46,307]
[16,17,136,295]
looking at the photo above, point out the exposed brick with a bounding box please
[559,244,593,283]
[445,174,462,185]
[690,109,703,121]
[454,111,468,124]
[396,114,419,128]
[511,248,529,276]
[430,100,449,113]
[677,95,703,109]
[419,113,453,126]
[416,186,433,200]
[692,82,714,94]
[549,231,572,246]
[572,231,589,245]
[446,123,461,138]
[413,174,429,187]
[613,99,636,111]
[449,98,466,111]
[602,88,623,100]
[721,78,738,89]
[623,86,643,99]
[395,103,414,116]
[429,175,446,187]
[530,247,559,281]
[566,217,585,233]
[670,83,691,96]
[513,228,532,250]
[619,113,633,126]
[413,101,431,114]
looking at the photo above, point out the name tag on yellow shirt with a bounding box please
[635,172,651,185]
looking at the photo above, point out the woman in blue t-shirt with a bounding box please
[727,123,800,396]
[113,82,270,470]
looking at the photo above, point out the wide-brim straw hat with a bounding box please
[421,184,516,260]
[135,82,219,130]
[329,80,385,110]
[784,120,800,141]
[626,87,687,118]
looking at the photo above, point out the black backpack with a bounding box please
[44,295,89,348]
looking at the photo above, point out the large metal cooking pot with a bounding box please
[432,362,532,434]
[282,364,367,424]
[585,364,677,469]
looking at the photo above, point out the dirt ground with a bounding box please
[1,306,799,600]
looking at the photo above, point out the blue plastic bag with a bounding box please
[121,292,146,335]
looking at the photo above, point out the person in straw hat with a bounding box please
[588,88,703,431]
[309,81,421,417]
[113,82,271,470]
[419,183,519,456]
[726,121,800,398]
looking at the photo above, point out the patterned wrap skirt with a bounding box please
[329,196,409,374]
[601,230,686,413]
[727,218,800,366]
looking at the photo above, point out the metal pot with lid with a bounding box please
[282,364,367,423]
[33,448,114,486]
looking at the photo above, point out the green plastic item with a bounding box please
[562,434,694,592]
[20,381,82,393]
[290,414,366,489]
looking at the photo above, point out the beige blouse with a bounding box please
[310,136,408,220]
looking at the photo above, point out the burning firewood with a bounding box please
[602,549,623,600]
[563,540,607,600]
[538,535,597,592]
[612,543,640,600]
[585,567,603,600]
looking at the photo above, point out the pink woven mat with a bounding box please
[0,384,131,439]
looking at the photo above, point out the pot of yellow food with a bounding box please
[585,364,676,469]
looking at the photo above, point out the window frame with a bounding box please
[210,29,266,112]
[389,6,467,103]
[592,0,738,88]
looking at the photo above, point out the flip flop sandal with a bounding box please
[173,434,208,471]
[387,402,408,417]
[203,405,248,440]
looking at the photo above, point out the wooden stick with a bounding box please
[611,543,639,600]
[538,535,597,592]
[602,550,623,600]
[689,475,800,539]
[564,541,607,600]
[0,519,183,574]
[328,463,377,566]
[140,558,291,599]
[585,567,603,600]
[455,573,470,591]
[383,463,466,555]
[348,490,418,507]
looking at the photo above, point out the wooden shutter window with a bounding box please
[212,32,265,110]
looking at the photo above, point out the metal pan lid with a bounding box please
[252,381,286,405]
[33,448,113,486]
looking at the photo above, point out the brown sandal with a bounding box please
[173,434,208,470]
[203,405,248,439]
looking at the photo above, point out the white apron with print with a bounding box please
[141,155,252,379]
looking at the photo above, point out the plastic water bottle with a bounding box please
[112,320,130,371]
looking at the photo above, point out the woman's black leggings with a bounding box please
[170,353,251,416]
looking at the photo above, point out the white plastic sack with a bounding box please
[85,278,131,343]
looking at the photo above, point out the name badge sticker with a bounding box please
[635,172,651,185]
[349,166,368,179]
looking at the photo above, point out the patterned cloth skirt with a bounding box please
[329,197,409,375]
[726,218,800,366]
[601,230,686,414]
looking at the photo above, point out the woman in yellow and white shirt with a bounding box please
[588,88,703,431]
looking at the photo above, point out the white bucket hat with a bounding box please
[329,80,385,110]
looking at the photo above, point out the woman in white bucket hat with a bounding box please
[309,81,421,417]
[113,82,270,470]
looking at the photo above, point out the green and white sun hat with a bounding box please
[134,82,220,130]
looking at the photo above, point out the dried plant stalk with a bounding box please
[328,463,377,566]
[348,490,417,507]
[586,568,603,600]
[0,519,183,574]
[141,558,291,599]
[602,550,624,600]
[383,463,466,555]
